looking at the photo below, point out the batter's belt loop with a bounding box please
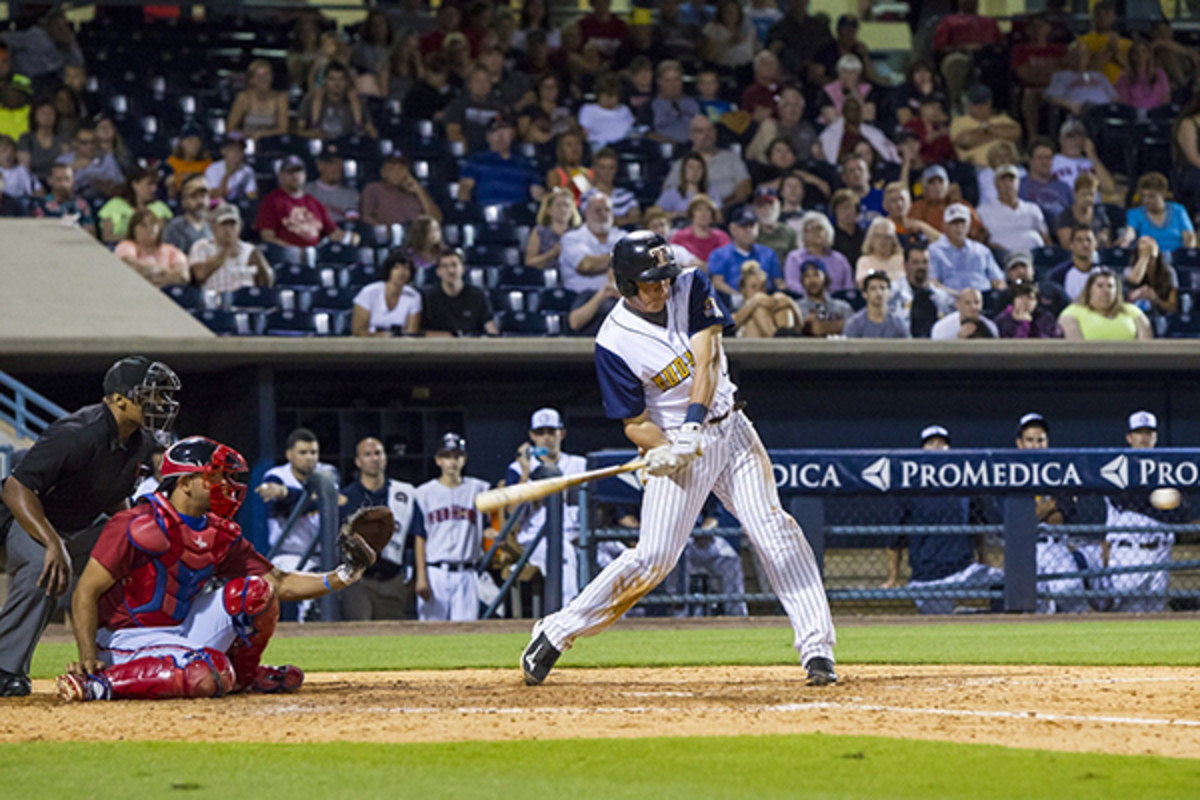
[707,401,748,427]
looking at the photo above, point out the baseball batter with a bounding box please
[521,230,837,686]
[414,433,490,621]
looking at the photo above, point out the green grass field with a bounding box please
[9,619,1200,799]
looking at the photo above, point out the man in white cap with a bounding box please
[1052,118,1114,195]
[190,202,275,292]
[1103,411,1181,614]
[909,164,985,239]
[928,203,1006,296]
[977,164,1050,253]
[504,409,588,604]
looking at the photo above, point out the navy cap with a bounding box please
[965,84,993,105]
[731,206,759,226]
[800,258,826,274]
[438,432,467,454]
[276,154,305,174]
[1018,412,1049,435]
[837,14,859,28]
[317,142,342,161]
[920,424,951,444]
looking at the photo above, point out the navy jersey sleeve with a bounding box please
[595,343,645,420]
[687,270,736,337]
[505,466,522,486]
[409,504,426,539]
[339,483,364,524]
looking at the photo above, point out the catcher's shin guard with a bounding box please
[222,575,280,689]
[76,648,235,700]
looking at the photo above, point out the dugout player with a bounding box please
[520,230,838,687]
[56,436,375,702]
[0,356,180,697]
[339,437,422,620]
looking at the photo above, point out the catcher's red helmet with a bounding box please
[161,436,249,518]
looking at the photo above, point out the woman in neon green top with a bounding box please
[1058,268,1153,341]
[98,166,173,243]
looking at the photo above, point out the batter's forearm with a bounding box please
[688,329,722,411]
[624,413,669,451]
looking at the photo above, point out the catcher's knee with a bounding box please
[182,648,236,698]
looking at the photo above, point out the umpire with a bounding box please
[0,356,181,696]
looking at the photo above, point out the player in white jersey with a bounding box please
[504,408,588,603]
[413,433,491,621]
[520,230,837,686]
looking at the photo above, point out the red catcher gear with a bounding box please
[161,436,249,518]
[94,648,235,700]
[223,575,280,690]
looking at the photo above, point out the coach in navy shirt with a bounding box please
[457,115,544,208]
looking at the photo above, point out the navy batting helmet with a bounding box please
[612,230,680,297]
[159,436,248,518]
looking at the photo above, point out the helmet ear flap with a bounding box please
[617,277,639,297]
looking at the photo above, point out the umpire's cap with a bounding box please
[612,230,680,297]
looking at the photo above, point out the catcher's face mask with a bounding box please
[162,437,248,518]
[130,362,182,433]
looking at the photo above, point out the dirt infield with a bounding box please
[5,665,1199,758]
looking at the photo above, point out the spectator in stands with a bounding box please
[976,141,1026,207]
[418,3,462,58]
[99,167,172,244]
[360,155,440,227]
[1119,172,1196,253]
[750,139,830,201]
[701,0,760,71]
[895,60,948,127]
[890,243,954,338]
[1053,119,1115,195]
[1115,40,1170,111]
[619,56,655,116]
[995,280,1063,339]
[883,182,940,243]
[841,153,883,222]
[0,74,31,142]
[910,165,985,241]
[651,0,698,61]
[933,0,1003,110]
[814,14,878,87]
[1048,225,1100,300]
[950,84,1021,167]
[829,188,865,264]
[305,144,359,223]
[0,134,36,200]
[545,131,593,206]
[977,165,1051,254]
[422,247,499,336]
[766,0,833,83]
[1173,90,1200,211]
[995,250,1070,318]
[1054,173,1112,248]
[32,163,94,235]
[568,266,620,336]
[1059,268,1152,341]
[525,188,580,271]
[0,11,83,81]
[165,124,212,201]
[560,192,627,293]
[818,95,897,167]
[444,64,507,152]
[254,155,359,248]
[856,218,905,287]
[299,61,377,141]
[693,69,734,129]
[513,0,560,51]
[740,50,784,121]
[785,211,854,295]
[17,100,65,187]
[386,33,424,102]
[308,30,354,92]
[819,55,877,126]
[517,73,574,146]
[902,96,954,167]
[931,287,998,339]
[929,203,1005,295]
[189,203,273,292]
[778,170,813,223]
[205,138,257,203]
[162,174,212,255]
[1151,20,1200,93]
[732,260,802,338]
[577,73,634,149]
[1124,236,1179,315]
[708,206,783,299]
[794,259,852,337]
[1076,1,1129,85]
[748,88,818,166]
[579,0,628,64]
[647,60,700,145]
[1012,13,1067,141]
[586,148,641,227]
[403,51,455,122]
[651,152,719,223]
[1020,137,1074,222]
[52,83,81,140]
[350,10,394,98]
[670,194,730,264]
[399,215,440,271]
[286,14,324,90]
[844,270,911,338]
[61,125,120,204]
[226,59,290,141]
[663,115,752,209]
[1044,41,1118,120]
[93,116,131,171]
[458,115,543,207]
[747,0,783,44]
[115,209,189,288]
[352,249,422,336]
[752,187,797,267]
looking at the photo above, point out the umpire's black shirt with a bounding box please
[3,403,154,532]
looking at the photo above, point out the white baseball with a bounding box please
[1150,488,1181,510]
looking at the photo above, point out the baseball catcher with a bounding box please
[56,436,386,702]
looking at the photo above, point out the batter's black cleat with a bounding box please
[0,670,31,697]
[521,626,561,686]
[805,657,838,686]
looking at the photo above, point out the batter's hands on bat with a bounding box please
[646,445,685,477]
[39,536,72,597]
[669,422,702,467]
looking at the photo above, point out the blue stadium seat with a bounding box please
[1102,203,1126,232]
[342,263,382,288]
[444,201,485,225]
[469,244,521,267]
[309,286,358,312]
[162,285,221,312]
[832,289,865,311]
[1127,129,1173,177]
[1174,268,1200,290]
[263,310,344,336]
[367,223,405,248]
[490,288,537,313]
[467,267,499,289]
[1172,248,1200,268]
[539,287,577,313]
[1032,245,1067,268]
[273,265,325,289]
[472,222,527,246]
[500,311,554,335]
[315,240,361,264]
[1098,247,1131,268]
[261,243,316,267]
[1161,312,1200,338]
[498,266,549,288]
[194,309,262,336]
[229,286,296,312]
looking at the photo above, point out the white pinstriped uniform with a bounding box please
[539,269,836,667]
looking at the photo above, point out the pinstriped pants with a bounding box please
[541,411,836,666]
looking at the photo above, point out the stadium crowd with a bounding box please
[3,1,1200,339]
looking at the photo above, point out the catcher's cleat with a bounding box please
[521,623,561,686]
[249,664,305,694]
[804,657,838,687]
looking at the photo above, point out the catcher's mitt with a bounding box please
[338,506,394,572]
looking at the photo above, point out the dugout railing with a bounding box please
[576,449,1200,616]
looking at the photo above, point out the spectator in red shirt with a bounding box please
[1011,14,1067,140]
[579,0,628,63]
[254,156,359,248]
[902,96,956,165]
[419,4,462,57]
[740,50,784,122]
[934,0,1004,108]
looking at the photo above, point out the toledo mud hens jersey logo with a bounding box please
[651,350,695,391]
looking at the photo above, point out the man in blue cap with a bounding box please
[705,206,784,300]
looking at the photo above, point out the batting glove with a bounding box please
[669,422,702,467]
[645,445,684,477]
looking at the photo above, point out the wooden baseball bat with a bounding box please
[474,458,647,514]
